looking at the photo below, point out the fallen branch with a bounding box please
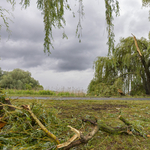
[0,102,23,110]
[57,125,81,149]
[57,116,150,149]
[0,103,60,144]
[57,120,99,150]
[0,98,16,111]
[118,115,147,137]
[21,105,60,144]
[118,89,125,96]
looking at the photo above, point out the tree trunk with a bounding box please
[132,35,150,95]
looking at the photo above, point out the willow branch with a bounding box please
[57,115,150,149]
[0,103,60,144]
[0,102,23,110]
[21,105,60,144]
[119,115,147,137]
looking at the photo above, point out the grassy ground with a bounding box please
[8,98,150,150]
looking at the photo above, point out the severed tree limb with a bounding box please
[118,115,131,126]
[21,105,60,144]
[0,103,60,144]
[57,125,82,149]
[57,120,99,150]
[0,102,23,110]
[118,115,149,137]
[57,116,150,150]
[0,98,16,111]
[1,102,150,149]
[132,34,142,56]
[4,98,16,111]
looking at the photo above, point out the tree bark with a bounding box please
[132,34,150,94]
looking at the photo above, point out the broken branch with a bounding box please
[132,34,142,56]
[21,105,60,144]
[57,116,149,149]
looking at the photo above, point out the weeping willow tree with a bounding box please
[88,37,150,96]
[87,0,150,96]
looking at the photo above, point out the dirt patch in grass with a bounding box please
[51,102,129,119]
[90,103,128,111]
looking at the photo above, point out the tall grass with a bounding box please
[4,88,86,97]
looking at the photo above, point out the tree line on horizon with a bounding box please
[0,68,43,90]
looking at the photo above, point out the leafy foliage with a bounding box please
[88,36,150,96]
[0,68,43,90]
[142,0,150,7]
[0,5,13,40]
[104,0,120,54]
[0,102,63,149]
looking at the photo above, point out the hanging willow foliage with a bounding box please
[2,0,150,54]
[88,36,150,96]
[104,0,120,55]
[2,0,84,54]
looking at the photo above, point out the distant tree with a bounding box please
[88,36,150,96]
[0,68,7,80]
[0,68,43,90]
[0,68,3,80]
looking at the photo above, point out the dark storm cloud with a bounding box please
[0,37,46,69]
[50,41,97,71]
[47,27,107,72]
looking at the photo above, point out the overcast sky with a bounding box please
[0,0,150,92]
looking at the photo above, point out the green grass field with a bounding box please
[1,98,149,150]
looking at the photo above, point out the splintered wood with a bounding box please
[57,125,81,149]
